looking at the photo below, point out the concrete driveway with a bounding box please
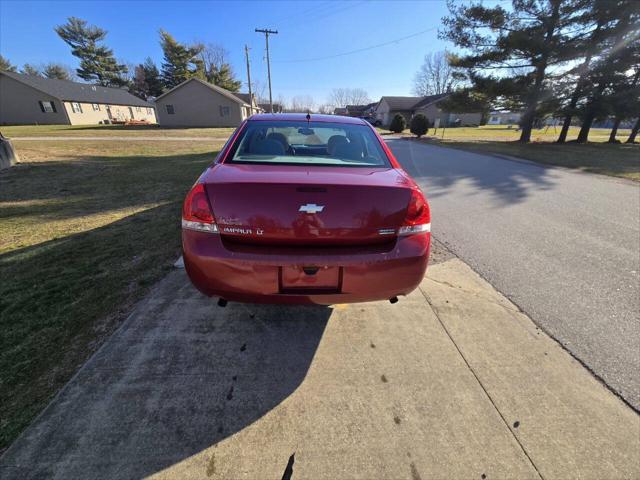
[1,251,637,479]
[388,139,640,410]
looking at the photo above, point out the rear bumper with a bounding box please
[182,231,430,305]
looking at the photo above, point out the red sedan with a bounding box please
[182,114,430,305]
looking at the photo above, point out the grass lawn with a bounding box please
[0,124,235,138]
[379,126,639,181]
[0,138,225,451]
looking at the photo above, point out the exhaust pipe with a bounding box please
[217,298,228,307]
[389,296,398,304]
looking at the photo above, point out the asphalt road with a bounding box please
[388,138,640,409]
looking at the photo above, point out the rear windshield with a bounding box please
[227,120,390,167]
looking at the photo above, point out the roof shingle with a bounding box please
[1,71,153,107]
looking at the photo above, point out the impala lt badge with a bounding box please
[299,203,324,214]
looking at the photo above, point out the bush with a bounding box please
[389,114,406,133]
[410,114,429,138]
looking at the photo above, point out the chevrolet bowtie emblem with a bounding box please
[299,203,324,214]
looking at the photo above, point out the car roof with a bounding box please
[248,113,368,125]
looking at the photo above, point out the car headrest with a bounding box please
[333,141,363,161]
[251,139,286,156]
[266,132,289,151]
[327,135,349,155]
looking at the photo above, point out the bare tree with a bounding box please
[198,42,229,74]
[328,88,371,107]
[413,51,459,96]
[289,95,315,112]
[316,104,334,114]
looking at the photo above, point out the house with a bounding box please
[258,103,284,113]
[374,94,482,127]
[487,111,522,125]
[0,70,156,125]
[234,93,263,114]
[155,78,254,127]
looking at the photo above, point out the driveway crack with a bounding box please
[419,288,544,480]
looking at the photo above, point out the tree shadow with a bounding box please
[388,139,557,205]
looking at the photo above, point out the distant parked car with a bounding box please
[362,116,382,127]
[182,113,430,305]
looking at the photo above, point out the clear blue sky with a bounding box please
[0,0,456,103]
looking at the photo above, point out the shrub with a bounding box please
[389,114,406,133]
[410,114,429,137]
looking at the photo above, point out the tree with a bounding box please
[574,2,640,143]
[328,88,371,107]
[0,54,16,72]
[208,63,241,92]
[290,95,315,112]
[626,118,639,144]
[410,114,429,137]
[159,29,204,90]
[606,68,640,143]
[413,51,459,95]
[129,58,164,100]
[196,42,241,92]
[441,0,592,143]
[43,63,73,80]
[55,17,128,87]
[555,0,615,143]
[21,64,41,76]
[144,58,164,97]
[389,114,406,133]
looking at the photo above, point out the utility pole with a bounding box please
[255,28,278,113]
[244,44,253,115]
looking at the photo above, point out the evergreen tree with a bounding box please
[389,114,406,133]
[575,2,640,143]
[159,30,204,90]
[0,54,17,72]
[43,63,72,80]
[605,68,640,143]
[441,0,592,143]
[55,17,128,87]
[410,114,429,137]
[555,0,615,143]
[207,63,241,92]
[21,64,41,76]
[142,58,164,97]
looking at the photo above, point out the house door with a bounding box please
[129,107,134,119]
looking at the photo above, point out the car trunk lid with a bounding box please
[204,164,413,246]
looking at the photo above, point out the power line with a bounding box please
[273,26,438,63]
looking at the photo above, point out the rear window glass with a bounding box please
[227,120,390,167]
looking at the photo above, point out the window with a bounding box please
[147,107,153,115]
[92,104,100,111]
[38,101,56,113]
[71,102,83,114]
[166,104,175,114]
[220,106,230,117]
[229,120,390,168]
[136,106,142,112]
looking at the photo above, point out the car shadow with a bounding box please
[0,270,332,479]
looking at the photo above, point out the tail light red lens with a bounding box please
[182,183,218,233]
[399,188,431,235]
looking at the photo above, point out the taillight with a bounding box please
[399,188,430,236]
[181,183,219,233]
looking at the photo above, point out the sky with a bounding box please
[0,0,456,104]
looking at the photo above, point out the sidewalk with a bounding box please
[1,258,637,479]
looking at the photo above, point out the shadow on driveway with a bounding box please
[0,271,331,479]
